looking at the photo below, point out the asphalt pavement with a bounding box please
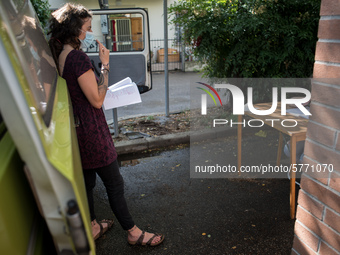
[93,71,296,255]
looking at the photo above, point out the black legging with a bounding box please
[83,160,135,230]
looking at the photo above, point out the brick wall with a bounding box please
[292,0,340,254]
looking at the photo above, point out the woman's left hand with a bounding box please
[97,40,110,66]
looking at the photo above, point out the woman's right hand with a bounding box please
[97,40,110,67]
[77,40,110,109]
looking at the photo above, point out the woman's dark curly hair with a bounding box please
[48,3,92,73]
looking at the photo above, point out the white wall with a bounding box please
[48,0,177,40]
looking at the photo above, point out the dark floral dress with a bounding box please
[62,50,117,169]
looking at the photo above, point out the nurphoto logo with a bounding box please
[197,82,311,128]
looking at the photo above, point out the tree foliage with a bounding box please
[31,0,51,29]
[169,0,321,79]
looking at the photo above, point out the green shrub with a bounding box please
[170,0,320,79]
[170,0,320,102]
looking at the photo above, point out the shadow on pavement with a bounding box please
[93,129,296,255]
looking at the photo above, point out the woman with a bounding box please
[48,3,164,246]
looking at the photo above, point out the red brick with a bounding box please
[291,249,299,255]
[298,191,325,219]
[307,121,336,148]
[292,235,317,255]
[318,19,340,40]
[297,2,340,254]
[304,140,340,174]
[315,42,340,63]
[336,133,340,151]
[320,0,340,15]
[319,240,340,255]
[313,78,340,87]
[324,208,340,233]
[297,208,340,252]
[294,220,320,251]
[314,62,340,79]
[309,103,340,130]
[329,172,340,193]
[311,82,340,108]
[300,175,340,213]
[303,157,330,184]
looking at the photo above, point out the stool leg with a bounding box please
[237,115,242,175]
[290,136,297,219]
[277,132,283,166]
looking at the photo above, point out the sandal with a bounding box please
[93,219,114,241]
[128,231,165,246]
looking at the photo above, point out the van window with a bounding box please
[21,14,58,118]
[3,1,57,125]
[85,9,152,93]
[84,12,145,53]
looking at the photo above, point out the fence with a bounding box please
[150,38,189,72]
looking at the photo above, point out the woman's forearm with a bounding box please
[98,68,109,97]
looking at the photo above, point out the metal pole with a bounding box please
[164,0,169,117]
[181,32,185,72]
[101,0,119,137]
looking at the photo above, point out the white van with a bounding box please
[0,1,151,254]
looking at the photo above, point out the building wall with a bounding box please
[292,0,340,254]
[48,0,177,40]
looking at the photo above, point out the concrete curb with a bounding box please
[114,125,271,155]
[115,132,190,155]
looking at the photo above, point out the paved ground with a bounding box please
[92,71,297,254]
[94,129,296,255]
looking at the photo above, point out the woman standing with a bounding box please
[48,3,164,247]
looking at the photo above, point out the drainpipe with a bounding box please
[102,0,110,49]
[102,0,109,9]
[98,0,103,9]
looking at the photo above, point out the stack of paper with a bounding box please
[103,77,142,110]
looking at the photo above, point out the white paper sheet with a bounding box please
[103,77,142,110]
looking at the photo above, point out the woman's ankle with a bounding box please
[127,225,141,237]
[127,225,137,232]
[91,220,100,237]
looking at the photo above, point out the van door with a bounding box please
[86,8,152,94]
[0,1,94,253]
